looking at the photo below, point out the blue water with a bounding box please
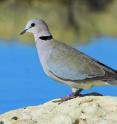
[0,37,117,114]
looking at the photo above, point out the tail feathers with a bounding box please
[108,79,117,85]
[105,70,117,85]
[112,71,117,85]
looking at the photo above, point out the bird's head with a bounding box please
[20,19,51,37]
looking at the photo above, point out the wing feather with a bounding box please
[47,41,114,81]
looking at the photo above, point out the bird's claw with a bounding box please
[53,92,82,103]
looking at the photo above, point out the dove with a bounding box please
[20,19,117,100]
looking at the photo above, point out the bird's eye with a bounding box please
[31,23,35,27]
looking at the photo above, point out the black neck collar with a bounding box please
[39,35,53,40]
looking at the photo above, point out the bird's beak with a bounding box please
[20,29,27,35]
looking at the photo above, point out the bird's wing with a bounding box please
[47,41,116,81]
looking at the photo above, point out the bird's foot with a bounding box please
[61,92,77,101]
[53,89,83,103]
[53,93,76,103]
[62,89,83,101]
[53,91,82,103]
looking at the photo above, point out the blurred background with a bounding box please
[0,0,117,114]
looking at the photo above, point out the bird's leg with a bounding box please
[61,92,76,101]
[53,88,83,103]
[61,88,83,101]
[74,89,83,96]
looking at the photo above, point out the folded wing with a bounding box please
[47,41,115,81]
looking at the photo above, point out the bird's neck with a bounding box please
[34,33,53,68]
[33,31,52,41]
[39,35,53,40]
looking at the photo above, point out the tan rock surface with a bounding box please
[0,96,117,124]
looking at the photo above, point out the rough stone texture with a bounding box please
[0,96,117,124]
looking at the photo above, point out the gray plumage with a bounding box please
[21,19,117,94]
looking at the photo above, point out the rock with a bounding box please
[0,96,117,124]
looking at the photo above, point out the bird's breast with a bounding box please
[35,40,52,74]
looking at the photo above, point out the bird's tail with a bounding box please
[106,70,117,85]
[109,80,117,85]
